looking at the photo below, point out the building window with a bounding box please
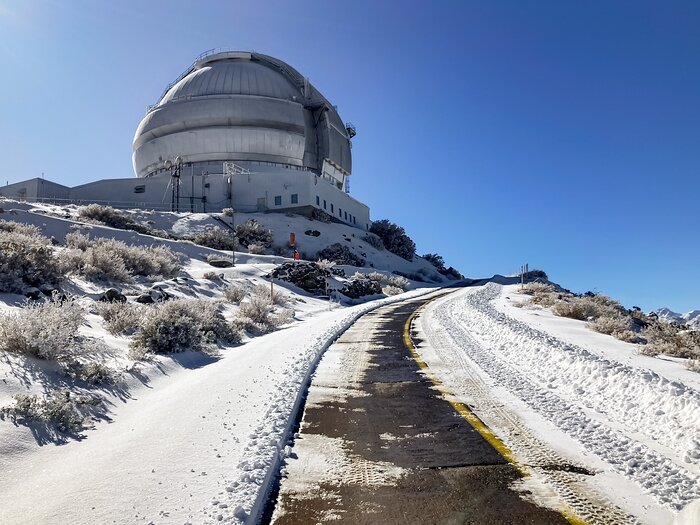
[323,199,327,210]
[331,203,334,213]
[316,195,320,206]
[339,208,342,217]
[274,195,282,206]
[291,193,298,204]
[344,211,348,220]
[134,185,145,194]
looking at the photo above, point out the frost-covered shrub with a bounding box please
[234,294,294,334]
[687,359,700,372]
[130,300,240,355]
[387,275,409,290]
[62,233,181,282]
[369,219,416,261]
[247,243,266,255]
[253,283,289,306]
[317,243,364,267]
[96,301,144,335]
[0,220,63,293]
[191,227,237,251]
[552,296,604,321]
[382,285,404,296]
[64,360,116,384]
[203,271,220,281]
[641,324,700,360]
[521,282,565,308]
[362,233,384,251]
[0,296,85,360]
[588,315,636,341]
[223,284,247,304]
[234,219,272,249]
[221,208,234,217]
[0,390,98,433]
[78,204,152,235]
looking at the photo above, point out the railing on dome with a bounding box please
[145,48,319,113]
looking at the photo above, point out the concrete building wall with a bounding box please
[1,170,370,229]
[0,178,70,201]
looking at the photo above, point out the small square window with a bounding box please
[274,195,282,206]
[316,195,320,206]
[291,193,298,204]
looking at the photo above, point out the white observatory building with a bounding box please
[1,51,370,229]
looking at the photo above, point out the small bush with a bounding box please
[0,220,63,293]
[235,219,272,249]
[96,301,144,335]
[552,297,603,321]
[253,283,289,306]
[191,227,237,251]
[0,296,85,360]
[62,233,181,283]
[223,284,247,304]
[234,295,294,334]
[382,285,404,296]
[0,390,98,433]
[78,204,152,235]
[221,208,234,217]
[130,300,240,355]
[588,315,636,340]
[369,219,416,261]
[362,233,384,251]
[203,271,220,281]
[63,360,116,384]
[317,243,364,267]
[248,243,266,255]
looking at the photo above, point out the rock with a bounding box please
[208,258,233,268]
[98,288,127,303]
[135,286,172,304]
[39,284,58,296]
[339,278,382,299]
[269,261,328,295]
[23,287,42,300]
[304,229,321,237]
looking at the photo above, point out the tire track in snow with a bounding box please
[423,283,699,512]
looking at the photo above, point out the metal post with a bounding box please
[229,175,235,267]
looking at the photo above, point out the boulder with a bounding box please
[269,261,328,295]
[208,258,233,268]
[339,278,382,299]
[135,286,172,304]
[98,288,127,303]
[23,287,42,300]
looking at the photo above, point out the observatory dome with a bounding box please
[132,51,353,180]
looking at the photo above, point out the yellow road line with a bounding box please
[403,297,588,525]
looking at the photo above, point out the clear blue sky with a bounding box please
[1,1,698,312]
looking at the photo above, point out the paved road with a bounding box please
[270,294,570,524]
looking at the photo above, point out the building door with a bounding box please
[256,197,266,212]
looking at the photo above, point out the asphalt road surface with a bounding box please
[269,293,571,524]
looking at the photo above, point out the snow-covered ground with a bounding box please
[416,284,700,525]
[0,200,444,524]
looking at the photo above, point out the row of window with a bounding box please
[315,195,357,225]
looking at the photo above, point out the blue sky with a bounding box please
[1,1,698,312]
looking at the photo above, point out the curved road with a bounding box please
[269,293,571,524]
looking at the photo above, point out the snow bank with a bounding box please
[419,283,699,518]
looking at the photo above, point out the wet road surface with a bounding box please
[270,295,570,524]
